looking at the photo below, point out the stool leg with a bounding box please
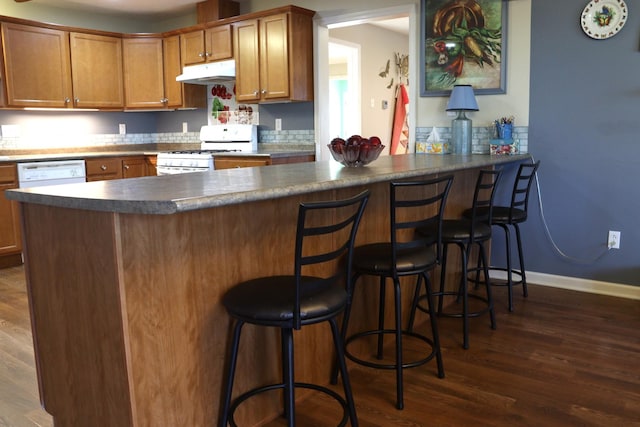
[460,243,470,350]
[478,242,496,330]
[514,223,528,298]
[407,274,423,332]
[281,328,295,427]
[422,272,445,378]
[329,318,359,426]
[376,276,386,360]
[438,244,449,314]
[501,223,514,312]
[393,278,404,410]
[220,320,244,427]
[332,273,359,385]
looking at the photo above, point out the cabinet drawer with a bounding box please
[85,158,123,181]
[214,157,271,169]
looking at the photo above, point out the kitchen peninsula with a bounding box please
[7,153,528,426]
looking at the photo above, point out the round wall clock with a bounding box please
[581,0,628,39]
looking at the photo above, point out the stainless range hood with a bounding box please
[176,60,235,85]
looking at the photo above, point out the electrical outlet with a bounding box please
[608,230,621,249]
[275,118,282,131]
[182,122,188,133]
[119,123,126,135]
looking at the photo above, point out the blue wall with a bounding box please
[521,0,640,285]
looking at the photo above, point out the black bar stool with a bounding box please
[219,190,370,427]
[411,169,502,349]
[466,161,540,311]
[335,176,453,410]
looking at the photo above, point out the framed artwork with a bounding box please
[420,0,508,96]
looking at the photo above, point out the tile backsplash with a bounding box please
[1,126,524,153]
[415,126,529,154]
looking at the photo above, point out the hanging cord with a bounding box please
[531,155,609,265]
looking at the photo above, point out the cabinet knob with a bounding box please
[261,90,267,94]
[124,165,130,170]
[205,52,212,57]
[161,98,168,103]
[100,165,107,171]
[198,52,205,58]
[64,97,71,104]
[74,97,80,104]
[253,90,259,96]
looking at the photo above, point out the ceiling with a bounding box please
[13,0,242,17]
[16,0,409,30]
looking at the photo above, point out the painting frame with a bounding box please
[420,0,508,97]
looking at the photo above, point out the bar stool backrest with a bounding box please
[293,190,370,329]
[508,161,540,223]
[390,175,454,274]
[468,169,503,239]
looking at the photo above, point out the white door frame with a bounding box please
[314,4,418,161]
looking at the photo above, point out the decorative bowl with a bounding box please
[327,143,385,167]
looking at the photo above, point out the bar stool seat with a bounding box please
[336,176,453,410]
[219,190,370,427]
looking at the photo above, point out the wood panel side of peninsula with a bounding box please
[14,155,529,426]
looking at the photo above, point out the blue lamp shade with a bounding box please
[446,85,479,111]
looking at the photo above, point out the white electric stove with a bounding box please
[156,124,258,175]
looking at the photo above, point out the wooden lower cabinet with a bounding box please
[214,154,314,170]
[86,156,153,181]
[0,163,22,267]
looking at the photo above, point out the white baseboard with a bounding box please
[490,270,640,300]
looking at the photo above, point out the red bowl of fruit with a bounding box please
[328,135,385,167]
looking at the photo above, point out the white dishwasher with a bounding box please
[17,160,86,188]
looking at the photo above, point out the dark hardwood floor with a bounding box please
[1,265,639,426]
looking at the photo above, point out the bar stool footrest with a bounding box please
[228,382,351,427]
[344,329,437,370]
[467,266,525,287]
[420,291,492,319]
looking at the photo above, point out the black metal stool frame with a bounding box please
[219,190,370,427]
[485,161,540,311]
[335,176,453,410]
[411,169,502,350]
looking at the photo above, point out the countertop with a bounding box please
[6,154,530,215]
[0,144,315,163]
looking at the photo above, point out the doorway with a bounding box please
[315,5,417,162]
[328,40,360,139]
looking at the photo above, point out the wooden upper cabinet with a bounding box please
[234,9,313,103]
[163,35,184,109]
[181,24,232,66]
[123,37,166,109]
[1,22,73,108]
[233,19,260,102]
[70,32,124,109]
[122,35,205,110]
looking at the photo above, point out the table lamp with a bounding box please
[446,84,478,154]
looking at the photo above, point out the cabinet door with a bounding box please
[233,19,261,102]
[163,35,183,108]
[181,30,206,66]
[70,32,124,108]
[207,25,233,61]
[259,14,290,101]
[0,164,22,257]
[1,22,72,108]
[123,37,165,109]
[122,157,147,178]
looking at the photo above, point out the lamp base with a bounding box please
[451,111,472,154]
